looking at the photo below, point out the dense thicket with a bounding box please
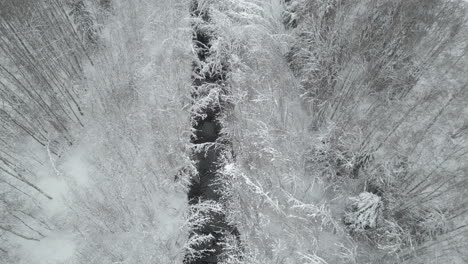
[0,0,90,261]
[284,0,468,262]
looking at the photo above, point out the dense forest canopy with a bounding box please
[1,0,467,263]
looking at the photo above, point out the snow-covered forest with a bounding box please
[1,0,467,263]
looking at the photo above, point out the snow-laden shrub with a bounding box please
[344,192,383,232]
[281,0,301,28]
[191,87,222,124]
[305,138,355,181]
[68,0,98,45]
[418,209,448,239]
[183,200,224,262]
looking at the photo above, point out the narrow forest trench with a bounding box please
[185,1,241,263]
